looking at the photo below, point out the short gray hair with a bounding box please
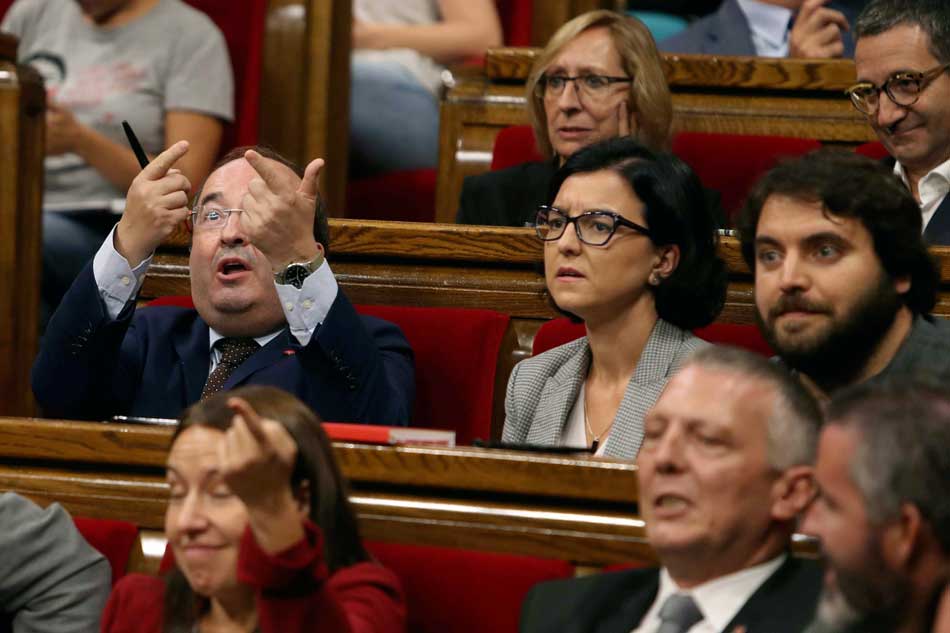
[826,379,950,554]
[855,0,950,64]
[683,345,822,470]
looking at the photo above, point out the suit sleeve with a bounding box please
[239,522,406,633]
[31,262,145,420]
[0,494,110,633]
[299,290,415,426]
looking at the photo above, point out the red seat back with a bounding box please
[73,516,139,587]
[346,168,437,223]
[184,0,266,151]
[491,125,544,171]
[495,0,533,46]
[367,541,572,633]
[671,132,822,220]
[0,0,13,19]
[356,305,510,444]
[855,140,890,160]
[532,318,773,357]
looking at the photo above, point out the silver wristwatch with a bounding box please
[274,253,323,289]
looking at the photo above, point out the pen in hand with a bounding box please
[122,120,150,169]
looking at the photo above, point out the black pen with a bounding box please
[122,120,150,169]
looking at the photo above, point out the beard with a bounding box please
[756,272,903,392]
[805,537,908,633]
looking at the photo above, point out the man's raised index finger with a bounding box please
[142,140,190,180]
[245,149,295,192]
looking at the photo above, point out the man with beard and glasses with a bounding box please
[33,143,414,425]
[738,149,950,399]
[801,380,950,633]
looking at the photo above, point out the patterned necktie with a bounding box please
[657,593,704,633]
[201,337,260,399]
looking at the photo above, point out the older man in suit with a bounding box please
[33,142,414,425]
[849,0,950,244]
[520,346,823,633]
[660,0,864,58]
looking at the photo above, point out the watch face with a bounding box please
[285,264,309,289]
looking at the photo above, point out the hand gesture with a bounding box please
[115,141,192,267]
[239,150,325,271]
[789,0,850,59]
[45,102,83,156]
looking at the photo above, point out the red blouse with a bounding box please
[101,522,406,633]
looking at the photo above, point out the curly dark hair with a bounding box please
[547,137,727,329]
[737,149,938,315]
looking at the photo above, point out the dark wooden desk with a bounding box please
[0,33,45,417]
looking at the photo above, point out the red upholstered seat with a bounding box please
[73,516,140,587]
[532,318,773,357]
[671,132,822,221]
[355,305,510,444]
[147,295,195,309]
[367,541,572,633]
[0,0,13,19]
[491,125,544,171]
[855,141,890,160]
[496,0,533,47]
[184,0,266,151]
[346,168,437,223]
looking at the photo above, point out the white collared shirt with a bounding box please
[631,554,787,633]
[893,157,950,232]
[92,225,337,353]
[736,0,794,58]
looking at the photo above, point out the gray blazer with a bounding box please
[502,319,706,459]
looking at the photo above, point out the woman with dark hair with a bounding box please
[502,137,727,459]
[101,386,405,633]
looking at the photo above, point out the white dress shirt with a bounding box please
[893,157,950,232]
[736,0,794,58]
[91,226,338,363]
[631,554,787,633]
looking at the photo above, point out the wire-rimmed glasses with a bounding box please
[536,73,632,101]
[190,207,244,231]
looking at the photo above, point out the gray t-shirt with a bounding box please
[2,0,234,210]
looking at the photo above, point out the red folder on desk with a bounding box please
[323,423,456,447]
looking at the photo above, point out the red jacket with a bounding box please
[101,522,406,633]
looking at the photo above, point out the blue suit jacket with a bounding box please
[33,263,415,425]
[659,0,861,57]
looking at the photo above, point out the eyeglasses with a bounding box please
[190,207,244,231]
[535,205,651,246]
[536,73,632,100]
[845,62,950,115]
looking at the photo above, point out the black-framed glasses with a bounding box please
[190,206,244,231]
[535,205,651,246]
[845,62,950,115]
[536,73,632,100]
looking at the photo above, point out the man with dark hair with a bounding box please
[849,0,950,243]
[739,149,950,397]
[521,346,824,633]
[802,380,950,633]
[33,142,414,425]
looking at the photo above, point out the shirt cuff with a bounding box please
[92,225,152,320]
[274,260,338,347]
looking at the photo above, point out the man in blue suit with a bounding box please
[33,142,414,425]
[660,0,864,59]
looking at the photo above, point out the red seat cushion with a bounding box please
[346,169,437,223]
[367,541,572,633]
[532,318,773,357]
[491,125,544,171]
[855,141,890,161]
[672,132,822,221]
[184,0,266,151]
[356,305,510,444]
[73,516,139,586]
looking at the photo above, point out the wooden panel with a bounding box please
[0,33,45,417]
[530,0,623,47]
[437,49,876,223]
[259,0,351,218]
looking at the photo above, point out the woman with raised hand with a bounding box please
[503,137,727,459]
[458,10,672,227]
[101,386,405,633]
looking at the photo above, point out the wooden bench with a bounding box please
[435,48,877,222]
[0,33,44,418]
[0,416,823,576]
